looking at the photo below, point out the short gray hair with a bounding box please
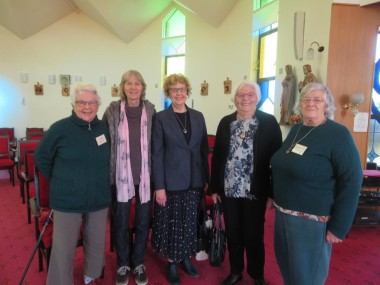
[296,82,335,118]
[70,83,101,105]
[233,80,262,102]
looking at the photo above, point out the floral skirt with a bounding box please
[151,188,201,262]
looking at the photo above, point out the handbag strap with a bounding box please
[213,202,223,230]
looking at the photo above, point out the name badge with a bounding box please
[96,134,107,146]
[292,143,307,155]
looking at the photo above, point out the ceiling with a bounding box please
[0,0,238,43]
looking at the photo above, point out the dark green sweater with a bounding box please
[270,119,362,239]
[34,111,111,213]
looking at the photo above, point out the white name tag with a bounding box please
[292,143,307,155]
[96,134,107,146]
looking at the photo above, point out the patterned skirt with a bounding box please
[151,188,201,262]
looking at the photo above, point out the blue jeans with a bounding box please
[113,186,151,268]
[274,209,332,285]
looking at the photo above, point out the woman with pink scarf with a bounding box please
[103,70,155,285]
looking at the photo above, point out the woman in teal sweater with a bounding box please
[35,83,111,285]
[270,83,362,285]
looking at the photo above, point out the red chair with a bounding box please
[208,134,216,152]
[30,167,84,272]
[16,140,40,203]
[0,127,17,151]
[28,133,44,141]
[30,166,52,271]
[0,135,15,186]
[23,150,36,224]
[26,128,44,140]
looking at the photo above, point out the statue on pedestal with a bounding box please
[280,65,296,125]
[298,64,317,93]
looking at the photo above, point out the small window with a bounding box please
[162,9,186,108]
[253,0,275,11]
[367,30,380,165]
[256,24,277,114]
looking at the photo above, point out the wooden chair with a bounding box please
[26,128,44,140]
[207,134,216,152]
[0,135,15,186]
[0,127,17,152]
[29,166,52,271]
[16,140,40,203]
[30,166,84,272]
[23,150,36,224]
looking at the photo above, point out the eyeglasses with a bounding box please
[301,97,325,104]
[75,100,99,107]
[236,93,255,99]
[169,87,187,93]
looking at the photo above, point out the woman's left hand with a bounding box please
[326,230,343,244]
[266,197,274,209]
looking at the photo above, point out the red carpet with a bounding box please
[0,171,379,285]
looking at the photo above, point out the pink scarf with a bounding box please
[116,101,150,203]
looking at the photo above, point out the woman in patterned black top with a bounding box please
[210,80,282,285]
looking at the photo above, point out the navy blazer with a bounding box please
[152,105,209,191]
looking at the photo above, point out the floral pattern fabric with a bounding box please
[224,117,258,199]
[274,202,330,223]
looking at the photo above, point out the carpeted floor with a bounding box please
[0,171,379,285]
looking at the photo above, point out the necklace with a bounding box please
[286,124,318,154]
[174,112,187,133]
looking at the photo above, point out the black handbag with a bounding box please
[208,202,226,267]
[196,193,213,255]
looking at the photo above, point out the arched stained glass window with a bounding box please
[162,9,186,108]
[367,30,380,165]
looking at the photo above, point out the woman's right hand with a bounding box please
[155,189,167,207]
[211,193,221,204]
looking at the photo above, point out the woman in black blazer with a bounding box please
[151,74,209,285]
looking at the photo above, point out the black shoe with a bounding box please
[179,257,199,277]
[133,264,148,285]
[167,262,180,285]
[254,278,267,285]
[116,266,130,285]
[221,273,243,285]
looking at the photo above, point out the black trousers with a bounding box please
[222,196,267,279]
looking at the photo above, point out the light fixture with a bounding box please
[306,42,325,60]
[343,92,365,115]
[20,72,29,83]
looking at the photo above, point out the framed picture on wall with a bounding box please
[60,74,71,85]
[111,84,119,97]
[224,77,232,94]
[61,85,70,97]
[34,82,43,95]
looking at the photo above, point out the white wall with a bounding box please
[0,0,336,139]
[274,0,333,137]
[0,11,163,138]
[0,0,255,138]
